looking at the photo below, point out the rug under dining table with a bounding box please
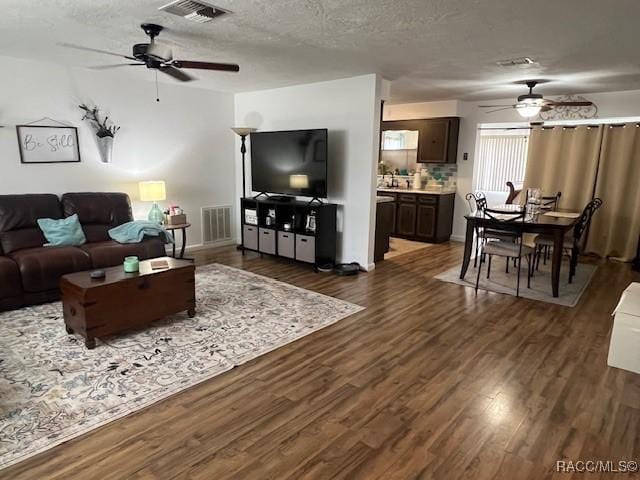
[435,257,597,306]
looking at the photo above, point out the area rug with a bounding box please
[435,258,597,307]
[0,263,364,470]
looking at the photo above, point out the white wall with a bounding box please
[385,89,640,241]
[0,55,235,248]
[234,74,387,269]
[383,100,462,120]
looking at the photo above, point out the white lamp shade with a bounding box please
[289,174,309,189]
[231,127,257,137]
[516,98,543,118]
[139,181,166,202]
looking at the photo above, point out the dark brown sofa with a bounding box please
[0,192,166,311]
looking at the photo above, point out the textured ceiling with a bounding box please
[2,0,640,102]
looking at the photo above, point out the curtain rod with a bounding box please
[479,123,640,131]
[478,126,532,131]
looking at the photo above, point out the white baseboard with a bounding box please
[363,262,376,272]
[163,239,236,254]
[450,235,466,243]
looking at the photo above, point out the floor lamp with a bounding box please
[232,127,256,252]
[231,127,257,198]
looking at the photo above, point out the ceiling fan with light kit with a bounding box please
[58,23,239,99]
[479,80,596,119]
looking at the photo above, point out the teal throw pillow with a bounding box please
[37,214,87,247]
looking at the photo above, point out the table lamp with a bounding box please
[139,181,166,224]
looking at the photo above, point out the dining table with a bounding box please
[460,206,581,297]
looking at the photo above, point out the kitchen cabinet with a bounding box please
[374,200,395,262]
[416,204,436,238]
[377,191,455,243]
[381,117,460,164]
[396,202,417,236]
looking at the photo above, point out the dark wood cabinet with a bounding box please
[382,117,460,164]
[419,119,448,163]
[377,191,455,243]
[390,201,397,234]
[396,202,417,236]
[416,204,436,238]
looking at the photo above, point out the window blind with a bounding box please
[476,134,529,192]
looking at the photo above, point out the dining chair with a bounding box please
[475,207,534,297]
[533,198,603,282]
[466,192,519,269]
[532,191,562,264]
[540,192,562,210]
[465,192,486,267]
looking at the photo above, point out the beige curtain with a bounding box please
[523,125,603,211]
[585,124,640,260]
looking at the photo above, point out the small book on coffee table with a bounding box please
[150,259,170,270]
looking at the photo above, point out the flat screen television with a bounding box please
[250,129,328,198]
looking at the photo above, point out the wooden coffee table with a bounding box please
[60,257,196,349]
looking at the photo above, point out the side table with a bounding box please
[165,223,191,259]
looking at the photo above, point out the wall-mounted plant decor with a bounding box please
[79,104,120,164]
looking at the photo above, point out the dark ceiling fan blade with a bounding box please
[540,106,554,112]
[88,63,145,70]
[172,60,240,72]
[547,101,594,107]
[159,65,195,82]
[57,42,137,61]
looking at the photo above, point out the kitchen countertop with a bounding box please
[377,187,456,195]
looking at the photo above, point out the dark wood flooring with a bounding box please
[2,243,639,479]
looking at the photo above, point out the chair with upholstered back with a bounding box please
[534,198,603,283]
[475,207,534,297]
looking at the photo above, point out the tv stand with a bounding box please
[306,197,324,206]
[240,197,337,270]
[270,195,295,202]
[253,192,271,200]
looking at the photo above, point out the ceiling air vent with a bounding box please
[158,0,230,23]
[496,57,536,67]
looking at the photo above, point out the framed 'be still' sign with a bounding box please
[16,125,81,164]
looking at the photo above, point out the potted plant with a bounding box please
[79,104,120,164]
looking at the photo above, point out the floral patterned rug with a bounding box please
[0,263,363,470]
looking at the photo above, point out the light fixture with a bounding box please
[139,181,167,224]
[516,98,543,118]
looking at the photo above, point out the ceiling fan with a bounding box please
[479,80,594,118]
[58,23,239,83]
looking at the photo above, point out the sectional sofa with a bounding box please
[0,193,165,311]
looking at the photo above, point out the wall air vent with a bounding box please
[496,57,536,67]
[201,205,232,244]
[159,0,230,23]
